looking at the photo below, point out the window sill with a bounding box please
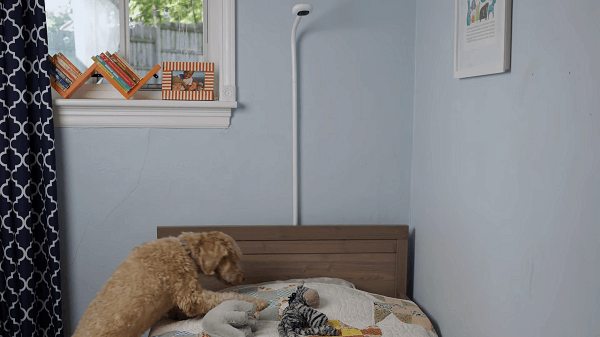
[52,97,235,129]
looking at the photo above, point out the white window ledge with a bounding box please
[52,98,236,129]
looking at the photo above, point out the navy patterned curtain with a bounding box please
[0,0,63,336]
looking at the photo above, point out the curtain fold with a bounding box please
[1,0,63,336]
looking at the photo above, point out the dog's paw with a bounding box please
[234,294,269,312]
[254,298,269,311]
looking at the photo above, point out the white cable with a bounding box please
[291,16,301,226]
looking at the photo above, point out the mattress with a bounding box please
[149,279,437,337]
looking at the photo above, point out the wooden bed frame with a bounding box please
[157,225,408,299]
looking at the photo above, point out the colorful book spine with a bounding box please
[49,79,66,92]
[91,56,117,86]
[100,53,136,88]
[48,56,72,86]
[111,52,142,82]
[110,52,140,81]
[57,53,82,77]
[54,56,78,82]
[92,56,131,92]
[106,53,138,85]
[91,56,123,90]
[48,71,68,91]
[98,53,135,89]
[48,56,70,83]
[55,66,73,85]
[58,53,82,75]
[48,65,69,89]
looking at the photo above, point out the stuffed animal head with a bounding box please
[179,231,244,285]
[304,289,320,308]
[289,285,320,308]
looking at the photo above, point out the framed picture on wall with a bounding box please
[162,62,214,100]
[454,0,513,79]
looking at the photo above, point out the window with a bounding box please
[128,0,204,88]
[47,0,237,128]
[46,0,119,75]
[47,0,204,89]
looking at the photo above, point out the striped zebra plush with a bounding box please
[277,285,339,337]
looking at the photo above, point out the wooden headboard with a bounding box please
[157,225,408,299]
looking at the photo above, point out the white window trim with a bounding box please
[52,0,236,129]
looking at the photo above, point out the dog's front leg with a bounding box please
[216,291,269,311]
[177,290,268,317]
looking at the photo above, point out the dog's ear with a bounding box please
[179,231,242,275]
[198,240,229,275]
[229,239,243,259]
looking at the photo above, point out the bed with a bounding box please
[149,225,436,337]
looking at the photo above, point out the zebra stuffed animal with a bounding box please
[277,285,339,337]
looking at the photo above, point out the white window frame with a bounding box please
[52,0,236,128]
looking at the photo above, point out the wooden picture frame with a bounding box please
[162,62,214,100]
[454,0,512,78]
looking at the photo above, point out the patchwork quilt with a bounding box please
[149,281,437,337]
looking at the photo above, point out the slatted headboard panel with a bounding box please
[157,225,408,299]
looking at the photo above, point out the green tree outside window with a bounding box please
[129,0,203,26]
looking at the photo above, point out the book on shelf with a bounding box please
[110,52,142,82]
[99,52,136,88]
[57,53,82,79]
[92,55,131,92]
[48,56,71,89]
[91,51,147,93]
[105,52,138,85]
[54,55,77,82]
[50,78,67,91]
[48,66,69,91]
[50,57,68,82]
[47,54,87,89]
[53,63,73,86]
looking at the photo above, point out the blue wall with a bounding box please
[56,0,416,334]
[412,1,600,336]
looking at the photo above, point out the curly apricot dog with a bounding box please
[72,231,268,337]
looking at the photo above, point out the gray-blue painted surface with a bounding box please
[55,1,415,334]
[412,1,600,336]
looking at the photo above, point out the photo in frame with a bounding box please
[454,0,512,79]
[162,62,214,100]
